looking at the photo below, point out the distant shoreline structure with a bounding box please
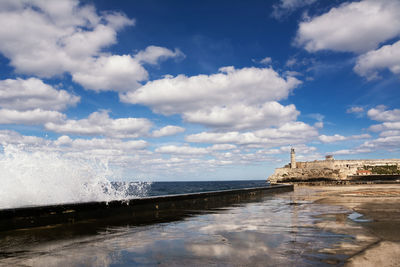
[268,149,400,184]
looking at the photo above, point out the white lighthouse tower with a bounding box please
[290,148,296,169]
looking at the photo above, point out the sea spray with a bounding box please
[0,145,151,209]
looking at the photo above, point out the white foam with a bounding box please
[0,145,150,209]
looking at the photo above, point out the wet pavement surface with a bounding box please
[1,185,399,266]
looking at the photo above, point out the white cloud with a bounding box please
[210,144,237,151]
[318,133,370,143]
[370,122,400,132]
[45,110,152,138]
[343,135,400,154]
[330,147,373,155]
[0,78,79,111]
[0,109,65,125]
[363,135,400,150]
[368,106,400,132]
[155,145,209,155]
[182,102,299,130]
[0,0,133,77]
[368,106,400,122]
[318,134,346,143]
[71,55,148,92]
[186,121,318,147]
[296,0,400,53]
[272,0,317,19]
[0,129,47,146]
[155,143,238,156]
[55,136,147,150]
[336,105,400,154]
[354,40,400,79]
[122,66,301,130]
[152,125,185,138]
[0,0,182,92]
[379,130,400,137]
[134,45,185,65]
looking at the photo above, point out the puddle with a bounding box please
[348,212,372,223]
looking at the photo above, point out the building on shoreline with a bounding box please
[268,149,400,183]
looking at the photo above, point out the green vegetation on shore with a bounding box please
[363,165,400,175]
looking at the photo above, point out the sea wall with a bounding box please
[0,185,293,232]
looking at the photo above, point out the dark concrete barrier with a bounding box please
[0,185,293,232]
[348,174,400,181]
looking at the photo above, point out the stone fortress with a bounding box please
[268,148,400,183]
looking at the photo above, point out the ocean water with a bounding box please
[115,180,269,197]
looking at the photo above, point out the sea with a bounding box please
[114,180,270,197]
[0,180,364,267]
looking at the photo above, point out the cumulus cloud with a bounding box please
[318,133,370,143]
[368,106,400,132]
[0,77,79,125]
[0,0,181,92]
[45,110,152,138]
[362,135,400,151]
[0,109,65,125]
[335,105,400,155]
[155,145,209,155]
[370,122,400,132]
[152,125,185,138]
[186,121,318,147]
[71,55,148,92]
[155,143,238,156]
[122,66,301,130]
[354,40,400,79]
[210,144,237,151]
[0,0,132,76]
[0,130,47,146]
[55,136,147,150]
[330,147,373,155]
[0,78,79,111]
[337,134,400,155]
[368,106,400,122]
[318,134,346,143]
[296,0,400,53]
[379,130,400,137]
[182,103,299,130]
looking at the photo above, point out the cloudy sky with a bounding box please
[0,0,400,181]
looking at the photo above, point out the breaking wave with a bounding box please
[0,145,151,209]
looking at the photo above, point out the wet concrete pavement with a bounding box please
[1,184,399,266]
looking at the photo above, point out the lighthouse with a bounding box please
[290,148,296,169]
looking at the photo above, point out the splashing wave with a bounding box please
[0,145,151,209]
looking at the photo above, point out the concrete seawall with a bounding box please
[0,184,293,232]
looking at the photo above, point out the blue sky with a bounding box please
[0,0,400,181]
